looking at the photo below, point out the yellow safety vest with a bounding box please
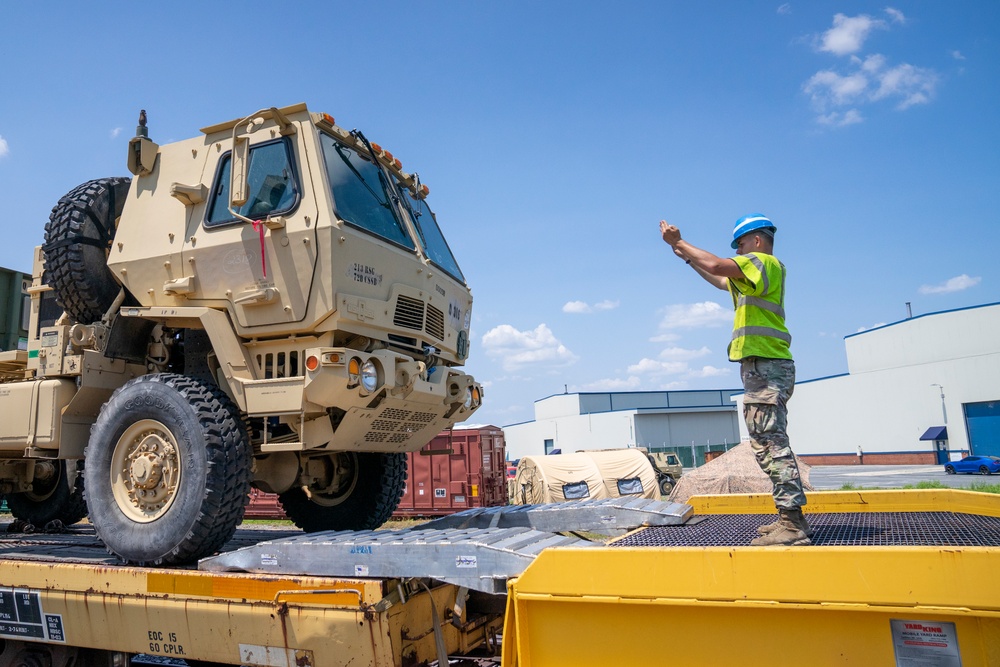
[727,252,792,361]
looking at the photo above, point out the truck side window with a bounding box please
[206,139,299,227]
[318,134,415,250]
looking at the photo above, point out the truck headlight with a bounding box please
[360,359,380,393]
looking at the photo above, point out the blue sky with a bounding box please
[1,2,997,430]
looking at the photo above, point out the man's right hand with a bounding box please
[660,220,681,246]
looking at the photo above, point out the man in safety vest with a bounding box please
[659,214,811,546]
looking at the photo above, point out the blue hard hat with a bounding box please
[731,213,776,249]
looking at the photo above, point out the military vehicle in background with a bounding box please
[0,104,482,565]
[643,449,684,494]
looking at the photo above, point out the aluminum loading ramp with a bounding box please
[417,496,693,532]
[200,497,692,594]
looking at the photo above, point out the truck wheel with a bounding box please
[658,476,674,496]
[43,177,131,324]
[278,452,406,532]
[5,460,87,527]
[84,374,252,565]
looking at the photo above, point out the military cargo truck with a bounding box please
[0,104,482,565]
[642,450,683,494]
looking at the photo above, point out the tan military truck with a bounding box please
[0,104,482,565]
[642,450,683,494]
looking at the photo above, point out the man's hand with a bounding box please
[660,220,681,247]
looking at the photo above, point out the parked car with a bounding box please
[944,456,1000,475]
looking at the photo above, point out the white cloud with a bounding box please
[562,299,619,314]
[951,50,966,61]
[918,274,981,295]
[576,376,642,392]
[627,358,688,376]
[657,346,712,361]
[856,322,887,333]
[805,70,868,106]
[656,301,731,330]
[0,135,8,158]
[869,62,938,109]
[562,301,590,314]
[777,3,791,15]
[818,13,886,56]
[816,109,864,127]
[481,323,578,372]
[110,127,123,139]
[649,332,680,344]
[804,48,938,123]
[884,7,906,24]
[688,365,731,379]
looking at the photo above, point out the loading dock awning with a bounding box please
[920,426,948,440]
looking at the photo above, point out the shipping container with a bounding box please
[243,426,507,520]
[395,425,507,517]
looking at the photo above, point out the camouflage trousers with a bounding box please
[740,357,807,510]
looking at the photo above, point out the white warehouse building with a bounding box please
[764,302,1000,465]
[502,389,742,466]
[503,302,1000,467]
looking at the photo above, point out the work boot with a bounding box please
[750,509,811,546]
[757,510,814,538]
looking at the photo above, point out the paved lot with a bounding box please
[808,464,997,490]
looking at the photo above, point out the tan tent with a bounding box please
[585,449,659,500]
[511,453,609,504]
[511,449,659,504]
[668,441,814,504]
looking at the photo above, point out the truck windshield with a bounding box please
[400,189,465,283]
[319,134,415,250]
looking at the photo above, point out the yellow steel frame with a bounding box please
[502,490,1000,666]
[0,559,493,666]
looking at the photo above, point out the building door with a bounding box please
[965,401,1000,458]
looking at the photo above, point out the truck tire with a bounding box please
[278,452,406,532]
[84,374,252,565]
[658,476,674,496]
[43,177,131,324]
[5,460,87,527]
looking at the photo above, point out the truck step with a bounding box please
[416,497,693,534]
[199,526,594,594]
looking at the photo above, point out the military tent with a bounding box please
[585,449,659,500]
[511,453,608,504]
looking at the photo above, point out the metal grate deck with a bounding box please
[612,512,1000,548]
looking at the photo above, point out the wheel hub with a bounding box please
[111,420,181,522]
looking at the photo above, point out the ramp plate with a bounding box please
[200,526,594,594]
[612,511,1000,548]
[418,497,693,534]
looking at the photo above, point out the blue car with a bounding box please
[944,456,1000,475]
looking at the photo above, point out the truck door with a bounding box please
[186,133,318,329]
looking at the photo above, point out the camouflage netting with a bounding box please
[668,441,813,503]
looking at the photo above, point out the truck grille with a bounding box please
[426,305,445,340]
[364,407,438,444]
[392,296,445,341]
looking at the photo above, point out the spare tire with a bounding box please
[44,177,131,324]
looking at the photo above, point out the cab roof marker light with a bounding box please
[393,158,402,171]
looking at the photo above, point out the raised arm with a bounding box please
[659,220,742,290]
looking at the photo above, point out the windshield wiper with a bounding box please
[351,130,403,229]
[332,141,390,210]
